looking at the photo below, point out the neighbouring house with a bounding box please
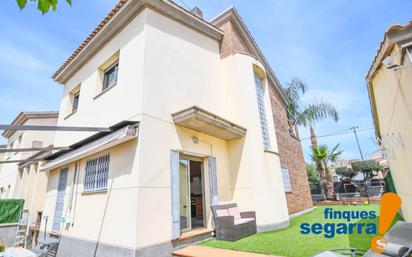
[38,1,312,256]
[331,159,362,182]
[369,149,389,171]
[366,20,412,222]
[0,111,59,246]
[0,112,58,200]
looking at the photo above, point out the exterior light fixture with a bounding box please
[191,136,199,144]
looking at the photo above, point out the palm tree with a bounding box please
[312,144,343,200]
[284,78,339,200]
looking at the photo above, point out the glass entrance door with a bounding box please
[179,160,191,232]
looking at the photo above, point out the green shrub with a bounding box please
[0,199,24,224]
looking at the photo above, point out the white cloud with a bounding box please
[0,43,49,71]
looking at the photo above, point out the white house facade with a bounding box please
[39,1,295,256]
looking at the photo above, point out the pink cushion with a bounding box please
[234,218,255,225]
[228,207,241,220]
[216,209,229,217]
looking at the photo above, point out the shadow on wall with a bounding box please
[227,137,246,201]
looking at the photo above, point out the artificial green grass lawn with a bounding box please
[200,205,403,257]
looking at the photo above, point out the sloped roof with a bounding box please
[2,111,59,139]
[52,0,223,83]
[366,20,412,81]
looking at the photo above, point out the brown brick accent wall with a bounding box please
[215,19,252,58]
[214,14,313,214]
[269,86,313,214]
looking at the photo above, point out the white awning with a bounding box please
[40,125,138,171]
[172,106,247,140]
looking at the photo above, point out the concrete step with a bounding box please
[172,228,213,249]
[173,246,281,257]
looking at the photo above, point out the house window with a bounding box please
[407,46,412,62]
[18,134,23,147]
[254,73,270,150]
[102,62,119,91]
[281,165,292,192]
[52,169,68,232]
[67,86,81,116]
[32,141,43,148]
[84,154,110,192]
[72,91,80,112]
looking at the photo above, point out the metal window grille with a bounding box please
[254,73,270,149]
[84,154,110,192]
[281,165,292,192]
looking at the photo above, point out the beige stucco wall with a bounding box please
[14,162,49,225]
[42,139,139,248]
[370,44,412,221]
[53,10,146,147]
[42,7,289,251]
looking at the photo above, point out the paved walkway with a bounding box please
[173,246,282,257]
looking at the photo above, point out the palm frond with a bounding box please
[302,97,339,124]
[284,77,307,104]
[284,77,307,122]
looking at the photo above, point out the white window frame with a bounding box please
[254,73,270,150]
[281,165,292,192]
[84,154,110,192]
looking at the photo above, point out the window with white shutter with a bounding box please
[52,169,68,232]
[254,73,270,150]
[281,165,292,192]
[84,154,110,192]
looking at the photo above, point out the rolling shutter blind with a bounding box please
[52,168,68,232]
[208,156,218,207]
[170,150,180,239]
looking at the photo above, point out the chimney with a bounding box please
[191,7,203,19]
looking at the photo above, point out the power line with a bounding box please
[351,126,364,160]
[177,0,191,10]
[301,127,373,141]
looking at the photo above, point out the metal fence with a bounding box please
[310,181,386,202]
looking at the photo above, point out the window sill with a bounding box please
[93,83,117,100]
[82,189,108,195]
[64,110,77,120]
[264,149,280,156]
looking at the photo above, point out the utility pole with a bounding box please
[351,126,364,160]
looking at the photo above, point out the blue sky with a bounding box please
[0,0,411,162]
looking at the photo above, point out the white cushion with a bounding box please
[216,209,229,217]
[228,207,241,220]
[234,218,255,225]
